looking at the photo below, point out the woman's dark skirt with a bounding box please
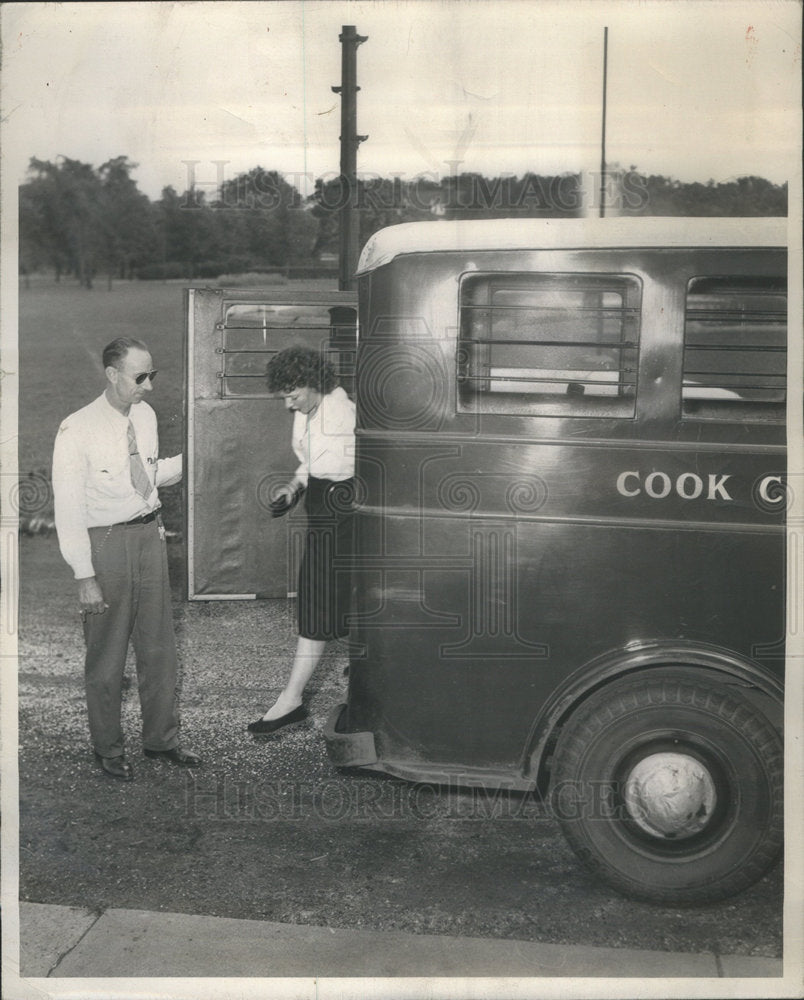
[297,476,355,641]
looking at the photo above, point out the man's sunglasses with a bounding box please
[133,370,158,385]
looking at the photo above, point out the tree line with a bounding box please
[19,156,787,287]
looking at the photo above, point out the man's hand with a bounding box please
[77,577,108,616]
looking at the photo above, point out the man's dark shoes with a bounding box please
[248,705,308,735]
[144,746,202,767]
[95,752,134,781]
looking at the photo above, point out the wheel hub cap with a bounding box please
[623,752,717,838]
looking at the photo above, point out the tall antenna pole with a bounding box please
[599,26,608,219]
[332,25,368,291]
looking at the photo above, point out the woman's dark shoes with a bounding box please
[248,705,308,734]
[144,746,202,767]
[95,752,134,781]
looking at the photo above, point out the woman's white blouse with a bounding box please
[291,386,356,485]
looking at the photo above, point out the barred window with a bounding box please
[682,276,786,423]
[458,273,640,417]
[219,302,356,398]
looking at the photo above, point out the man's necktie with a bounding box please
[127,420,153,500]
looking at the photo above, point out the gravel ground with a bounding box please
[16,532,784,958]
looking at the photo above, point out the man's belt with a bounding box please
[123,509,160,526]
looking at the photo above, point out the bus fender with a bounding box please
[323,703,379,767]
[522,641,783,787]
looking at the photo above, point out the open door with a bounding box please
[184,287,357,599]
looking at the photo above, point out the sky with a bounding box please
[1,0,801,200]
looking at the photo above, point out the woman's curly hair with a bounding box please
[265,346,337,395]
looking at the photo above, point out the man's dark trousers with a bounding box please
[84,519,179,758]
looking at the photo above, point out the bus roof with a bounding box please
[355,216,787,275]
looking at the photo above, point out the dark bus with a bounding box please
[323,216,787,906]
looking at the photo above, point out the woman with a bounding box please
[248,346,356,735]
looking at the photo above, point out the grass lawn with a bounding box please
[19,279,187,473]
[17,275,337,527]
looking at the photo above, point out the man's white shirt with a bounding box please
[52,393,181,579]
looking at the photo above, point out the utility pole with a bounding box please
[332,25,368,291]
[599,26,608,218]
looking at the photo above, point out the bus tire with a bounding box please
[550,672,783,906]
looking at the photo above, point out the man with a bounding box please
[52,337,201,780]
